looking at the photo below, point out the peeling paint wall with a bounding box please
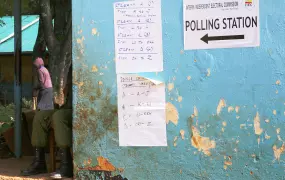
[72,0,285,179]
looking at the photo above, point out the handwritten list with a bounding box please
[117,74,167,146]
[114,0,163,73]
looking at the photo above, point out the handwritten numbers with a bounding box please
[114,0,163,73]
[117,74,167,146]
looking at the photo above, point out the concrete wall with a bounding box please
[72,0,285,179]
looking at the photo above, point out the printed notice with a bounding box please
[184,0,260,50]
[114,0,163,73]
[117,74,167,146]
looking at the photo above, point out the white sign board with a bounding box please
[183,0,259,50]
[114,0,163,73]
[117,74,167,146]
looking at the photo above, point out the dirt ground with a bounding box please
[0,156,72,180]
[0,156,50,180]
[0,136,49,179]
[0,136,71,180]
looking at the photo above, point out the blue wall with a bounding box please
[72,0,285,179]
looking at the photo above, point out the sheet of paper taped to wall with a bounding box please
[113,0,164,73]
[117,73,167,146]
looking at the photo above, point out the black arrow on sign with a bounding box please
[201,34,245,44]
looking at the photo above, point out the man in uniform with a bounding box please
[21,65,73,179]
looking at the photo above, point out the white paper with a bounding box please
[117,74,167,146]
[114,0,163,73]
[184,0,260,50]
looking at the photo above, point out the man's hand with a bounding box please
[32,97,37,110]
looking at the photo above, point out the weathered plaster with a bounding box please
[72,0,285,179]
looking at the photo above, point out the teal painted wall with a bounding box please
[72,0,285,179]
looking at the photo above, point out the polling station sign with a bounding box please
[183,0,259,50]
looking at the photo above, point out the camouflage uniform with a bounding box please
[31,108,72,148]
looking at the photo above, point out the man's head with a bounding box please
[33,57,44,69]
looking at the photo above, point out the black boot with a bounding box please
[20,147,47,176]
[50,148,73,179]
